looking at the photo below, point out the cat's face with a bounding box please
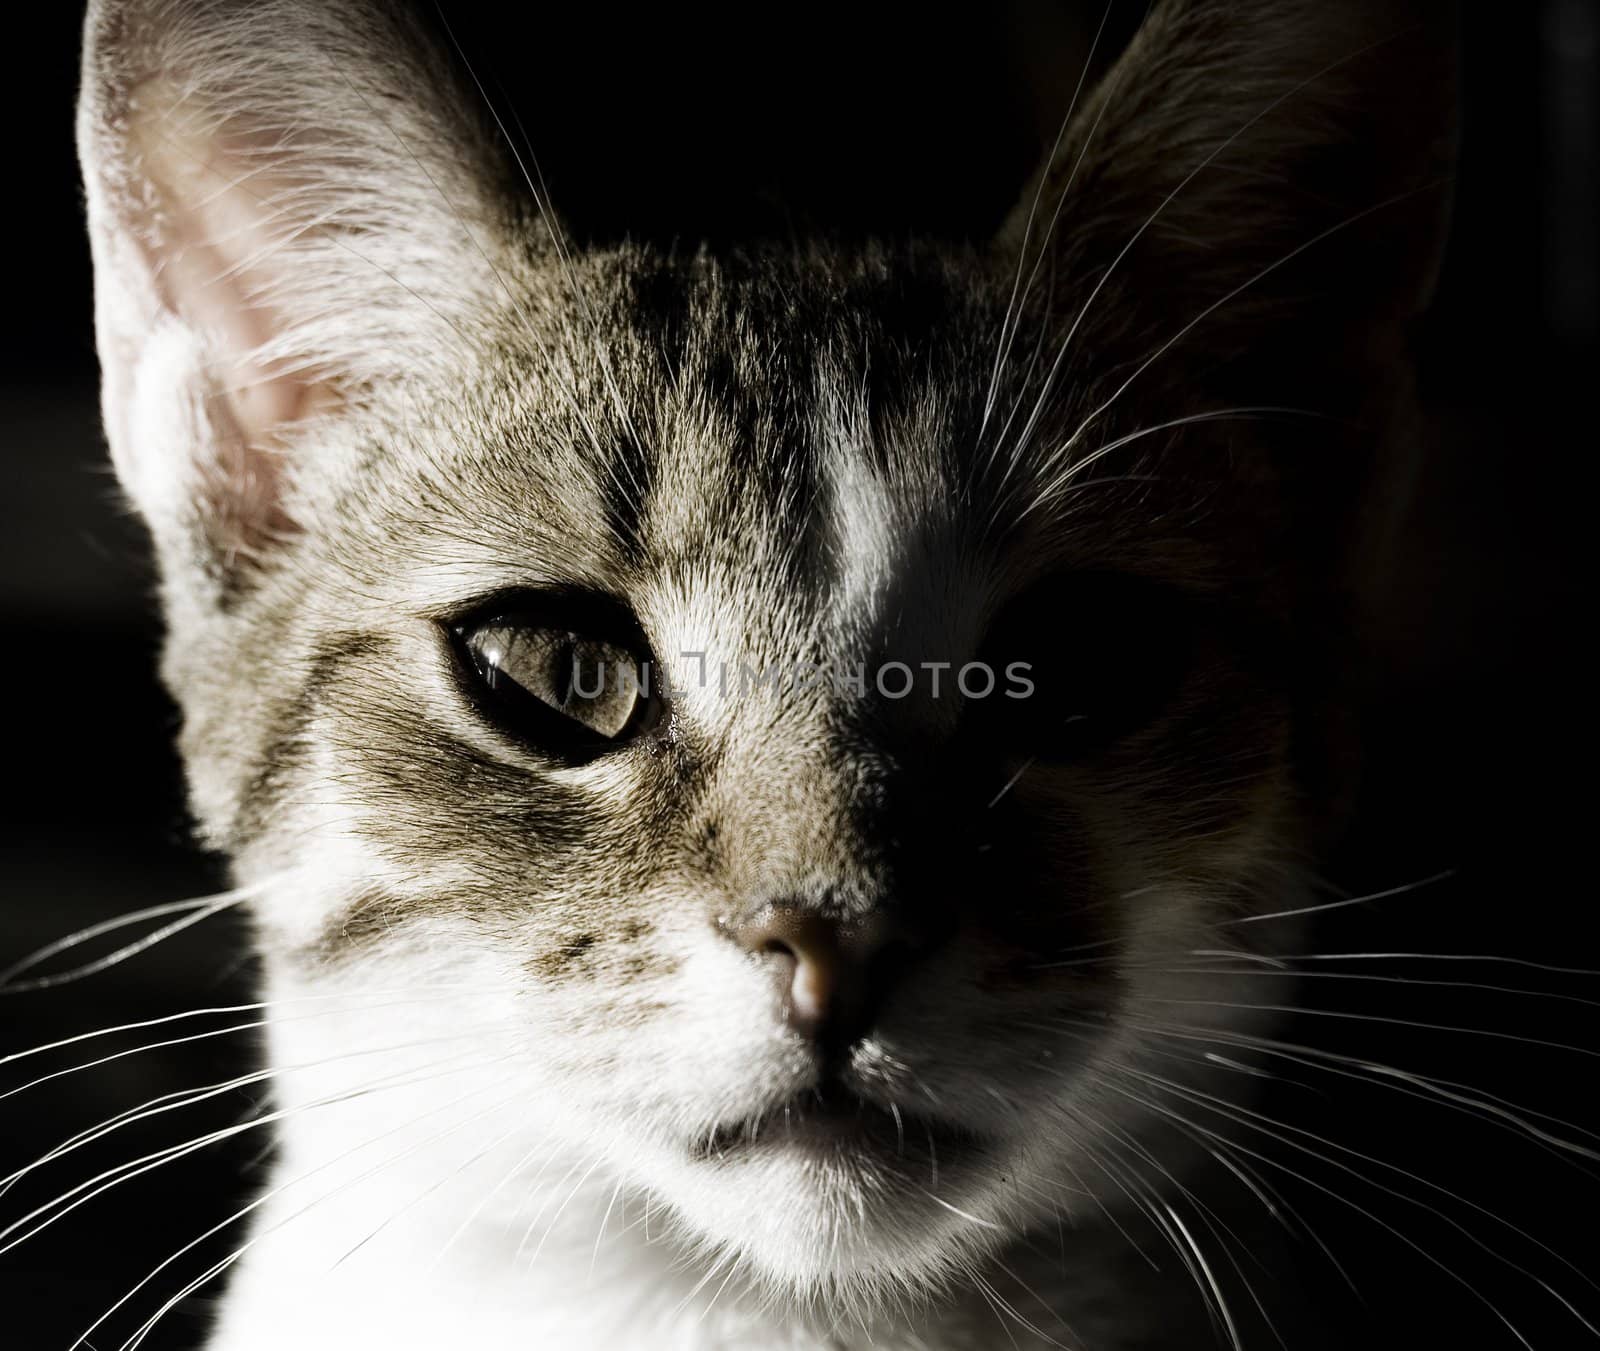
[78,0,1453,1316]
[182,244,1301,1293]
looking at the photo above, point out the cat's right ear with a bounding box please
[78,0,533,591]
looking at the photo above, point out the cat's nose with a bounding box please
[727,905,926,1051]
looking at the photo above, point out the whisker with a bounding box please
[522,1153,606,1273]
[986,757,1037,809]
[514,1152,590,1266]
[1,1021,514,1194]
[1069,1132,1228,1334]
[1036,1116,1162,1272]
[327,1121,524,1272]
[1,1047,519,1255]
[695,1248,744,1325]
[965,1267,1024,1351]
[1267,951,1600,979]
[0,880,265,991]
[1015,407,1331,523]
[431,7,649,505]
[1101,1077,1544,1349]
[997,30,1413,475]
[90,1080,525,1351]
[1117,1065,1600,1338]
[913,1187,1006,1233]
[1223,870,1454,926]
[968,1265,1070,1350]
[670,1247,739,1323]
[1086,1093,1275,1344]
[1133,1062,1600,1309]
[1129,1018,1600,1161]
[980,0,1114,438]
[432,1136,547,1271]
[1063,180,1448,453]
[1141,997,1600,1062]
[1138,961,1600,1011]
[589,1175,627,1277]
[0,981,525,1071]
[1164,1203,1244,1351]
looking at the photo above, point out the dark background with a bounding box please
[1,3,1595,1347]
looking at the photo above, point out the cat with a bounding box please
[62,0,1461,1346]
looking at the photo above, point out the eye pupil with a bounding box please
[553,639,578,709]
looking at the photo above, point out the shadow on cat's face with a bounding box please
[166,245,1306,1295]
[77,0,1453,1315]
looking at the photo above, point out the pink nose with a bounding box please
[727,905,921,1051]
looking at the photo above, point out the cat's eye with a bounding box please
[973,575,1197,760]
[450,598,660,757]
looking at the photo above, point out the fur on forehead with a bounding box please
[80,0,1452,615]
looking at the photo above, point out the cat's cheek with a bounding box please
[238,812,409,959]
[510,922,794,1113]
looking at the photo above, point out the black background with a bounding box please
[0,3,1595,1348]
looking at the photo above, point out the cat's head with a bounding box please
[79,0,1454,1315]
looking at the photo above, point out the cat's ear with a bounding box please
[995,0,1457,379]
[78,0,528,581]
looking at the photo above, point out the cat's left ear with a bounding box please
[995,0,1459,374]
[78,0,537,583]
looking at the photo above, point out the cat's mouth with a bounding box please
[693,1079,991,1166]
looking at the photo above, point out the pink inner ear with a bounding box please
[133,103,330,550]
[159,218,311,442]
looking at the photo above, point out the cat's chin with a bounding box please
[660,1084,1015,1296]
